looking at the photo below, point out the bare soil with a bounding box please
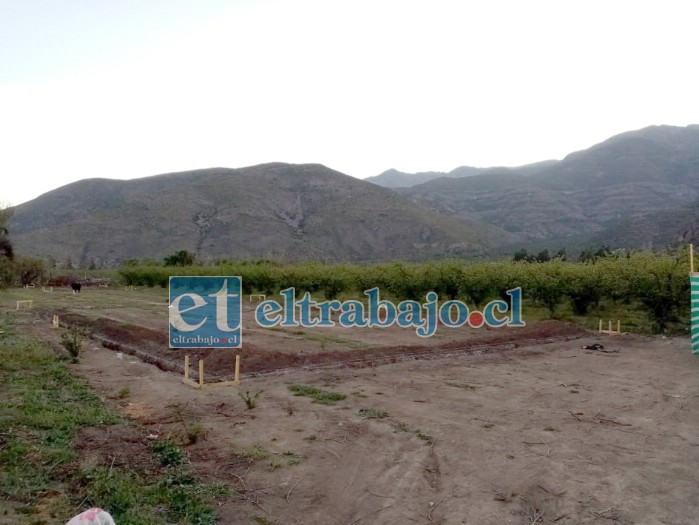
[5,286,699,524]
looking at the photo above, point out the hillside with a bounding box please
[365,161,558,188]
[8,163,515,266]
[365,166,492,188]
[400,125,699,249]
[583,200,699,251]
[364,169,451,188]
[9,126,699,265]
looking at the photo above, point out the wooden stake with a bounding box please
[599,319,622,335]
[184,355,189,381]
[199,359,204,387]
[234,354,240,384]
[691,243,695,274]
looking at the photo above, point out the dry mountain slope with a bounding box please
[365,167,484,188]
[365,161,558,188]
[399,125,699,247]
[9,163,515,265]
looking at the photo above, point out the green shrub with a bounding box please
[60,325,89,362]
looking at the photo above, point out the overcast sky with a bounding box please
[2,0,698,206]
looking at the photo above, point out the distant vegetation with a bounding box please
[0,205,46,287]
[513,247,568,263]
[164,249,196,267]
[0,205,13,260]
[119,250,691,333]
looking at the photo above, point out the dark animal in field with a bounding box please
[71,282,82,294]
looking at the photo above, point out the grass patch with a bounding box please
[358,408,388,419]
[186,421,206,444]
[76,466,225,524]
[415,430,435,445]
[281,450,303,465]
[0,315,229,524]
[151,440,187,467]
[241,443,269,461]
[288,384,346,405]
[268,451,304,470]
[522,299,661,334]
[0,321,117,507]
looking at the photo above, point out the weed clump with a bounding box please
[239,390,264,410]
[151,440,187,467]
[288,384,345,405]
[358,408,388,419]
[242,443,269,461]
[60,325,89,362]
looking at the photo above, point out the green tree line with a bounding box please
[119,251,692,333]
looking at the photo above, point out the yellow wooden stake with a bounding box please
[691,243,695,273]
[599,319,621,335]
[691,243,695,274]
[184,355,189,381]
[199,359,204,387]
[234,355,240,384]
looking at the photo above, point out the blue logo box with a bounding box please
[169,276,242,349]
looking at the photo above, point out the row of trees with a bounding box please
[0,206,49,287]
[0,204,690,334]
[512,246,614,263]
[0,207,12,261]
[119,251,691,332]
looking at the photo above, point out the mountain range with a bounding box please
[364,161,557,188]
[7,125,699,265]
[8,163,512,266]
[394,125,699,253]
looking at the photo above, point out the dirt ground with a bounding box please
[15,286,586,377]
[5,286,699,524]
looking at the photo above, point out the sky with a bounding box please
[2,0,698,206]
